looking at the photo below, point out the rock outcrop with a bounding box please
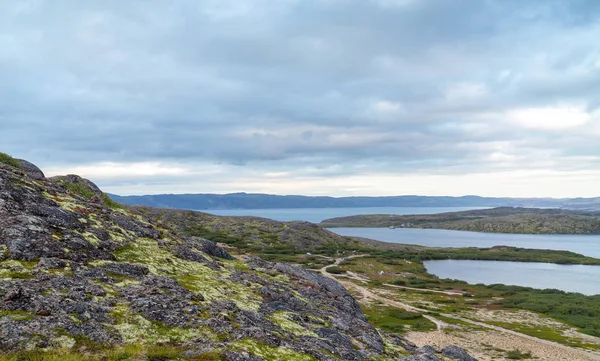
[0,159,476,360]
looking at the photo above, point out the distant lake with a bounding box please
[425,260,600,295]
[204,207,488,223]
[329,228,600,258]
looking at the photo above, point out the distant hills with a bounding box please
[108,192,600,211]
[320,207,600,234]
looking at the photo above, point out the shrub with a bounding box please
[506,349,532,359]
[0,152,21,168]
[327,266,346,274]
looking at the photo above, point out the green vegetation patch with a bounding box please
[114,238,262,311]
[506,349,532,360]
[363,303,436,334]
[267,311,318,337]
[54,177,121,209]
[109,303,218,344]
[231,339,317,361]
[497,286,600,338]
[0,344,224,361]
[0,310,35,321]
[0,152,21,168]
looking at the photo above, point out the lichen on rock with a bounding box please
[0,158,477,361]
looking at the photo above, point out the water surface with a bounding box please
[330,228,600,258]
[425,260,600,295]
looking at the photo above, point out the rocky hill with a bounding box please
[0,154,476,360]
[130,206,368,254]
[321,207,600,234]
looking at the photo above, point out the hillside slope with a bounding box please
[0,156,475,360]
[130,206,368,253]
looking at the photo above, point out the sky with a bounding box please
[1,0,600,198]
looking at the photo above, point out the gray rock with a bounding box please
[441,345,479,361]
[15,159,45,179]
[417,345,439,354]
[0,159,479,361]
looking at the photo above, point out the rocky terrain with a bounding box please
[131,206,367,253]
[0,154,477,360]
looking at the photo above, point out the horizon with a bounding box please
[108,190,578,200]
[3,1,600,198]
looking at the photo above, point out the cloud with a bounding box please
[506,105,591,130]
[1,0,600,197]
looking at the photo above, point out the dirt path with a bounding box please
[318,253,368,275]
[320,255,600,361]
[382,283,464,296]
[321,255,445,330]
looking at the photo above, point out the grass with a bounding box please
[363,303,436,334]
[485,320,600,350]
[59,179,121,209]
[0,152,21,168]
[0,344,225,360]
[333,253,600,341]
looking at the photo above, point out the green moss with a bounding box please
[101,193,122,209]
[50,335,76,349]
[232,339,318,361]
[0,344,222,361]
[378,330,410,358]
[145,345,183,359]
[0,152,21,168]
[114,238,262,311]
[63,181,96,199]
[0,244,7,260]
[267,311,317,337]
[109,304,218,344]
[78,231,101,247]
[53,177,121,209]
[0,310,35,321]
[0,260,37,280]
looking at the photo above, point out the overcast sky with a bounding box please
[2,0,600,197]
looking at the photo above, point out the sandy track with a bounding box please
[408,330,600,361]
[382,283,464,295]
[320,255,600,361]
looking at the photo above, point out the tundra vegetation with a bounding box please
[140,206,600,357]
[2,157,600,360]
[1,157,484,361]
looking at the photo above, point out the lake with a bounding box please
[204,207,487,223]
[329,228,600,258]
[207,207,600,293]
[424,260,600,295]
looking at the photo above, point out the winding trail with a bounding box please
[320,255,600,361]
[320,255,445,330]
[382,283,464,296]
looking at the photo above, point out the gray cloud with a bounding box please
[1,0,600,195]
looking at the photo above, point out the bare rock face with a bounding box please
[0,159,476,361]
[15,159,45,180]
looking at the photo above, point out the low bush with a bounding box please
[0,152,21,168]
